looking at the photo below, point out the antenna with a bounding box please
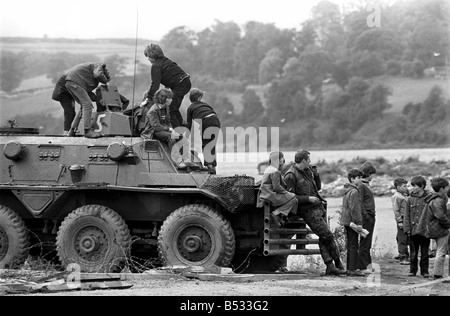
[130,0,140,145]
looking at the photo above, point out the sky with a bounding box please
[0,0,354,40]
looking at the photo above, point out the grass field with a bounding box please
[374,76,450,113]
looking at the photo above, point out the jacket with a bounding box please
[141,103,172,139]
[186,101,217,131]
[425,193,450,239]
[124,104,151,136]
[256,165,296,208]
[52,63,108,102]
[391,191,407,224]
[359,180,375,217]
[146,57,189,101]
[65,62,109,92]
[404,190,431,237]
[284,164,326,212]
[340,183,363,226]
[403,191,430,237]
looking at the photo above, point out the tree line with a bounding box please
[1,0,449,147]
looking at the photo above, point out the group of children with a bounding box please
[343,165,450,279]
[391,176,450,279]
[255,151,450,278]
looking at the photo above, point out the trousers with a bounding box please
[169,79,191,128]
[300,205,341,264]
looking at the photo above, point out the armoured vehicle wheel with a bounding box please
[158,204,235,267]
[56,205,131,273]
[0,206,29,269]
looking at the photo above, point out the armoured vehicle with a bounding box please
[0,85,319,273]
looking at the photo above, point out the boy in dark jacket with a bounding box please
[186,88,221,174]
[404,176,431,278]
[341,168,365,277]
[358,161,377,272]
[142,43,191,129]
[425,177,450,279]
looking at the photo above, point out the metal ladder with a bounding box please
[263,201,321,256]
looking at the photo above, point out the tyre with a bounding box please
[56,205,131,273]
[158,204,235,267]
[0,206,29,269]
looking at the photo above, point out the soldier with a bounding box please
[52,62,111,138]
[284,149,346,276]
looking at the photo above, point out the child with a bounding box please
[141,88,193,169]
[257,151,298,226]
[392,177,410,265]
[185,88,221,174]
[404,176,431,278]
[340,168,365,277]
[425,177,450,280]
[358,161,377,273]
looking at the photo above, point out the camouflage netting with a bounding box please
[201,175,256,212]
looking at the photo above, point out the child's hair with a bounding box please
[393,177,407,189]
[430,177,449,193]
[269,151,284,165]
[348,168,364,182]
[410,175,426,189]
[189,88,204,102]
[144,43,164,59]
[359,161,376,178]
[153,88,173,104]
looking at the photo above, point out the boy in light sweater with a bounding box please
[392,177,410,265]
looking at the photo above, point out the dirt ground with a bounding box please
[5,257,448,297]
[2,197,450,297]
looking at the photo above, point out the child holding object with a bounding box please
[257,151,298,227]
[340,168,365,277]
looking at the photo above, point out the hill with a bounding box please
[373,76,450,113]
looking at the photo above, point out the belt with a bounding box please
[204,113,216,119]
[179,74,190,83]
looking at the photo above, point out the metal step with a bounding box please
[265,238,320,245]
[264,228,312,235]
[264,249,322,256]
[262,202,320,256]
